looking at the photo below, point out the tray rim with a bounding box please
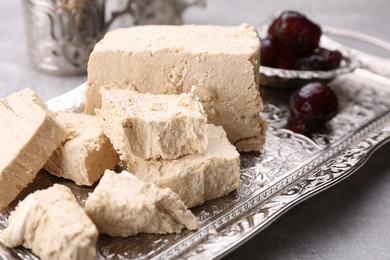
[217,123,390,259]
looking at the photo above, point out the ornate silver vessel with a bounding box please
[23,0,108,75]
[22,0,205,75]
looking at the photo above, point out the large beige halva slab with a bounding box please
[97,87,208,161]
[2,184,98,260]
[85,170,198,237]
[0,88,66,208]
[44,112,119,186]
[86,24,266,152]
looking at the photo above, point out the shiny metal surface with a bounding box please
[23,0,108,75]
[1,39,390,258]
[22,0,204,76]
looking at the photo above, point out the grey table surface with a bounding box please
[1,1,390,259]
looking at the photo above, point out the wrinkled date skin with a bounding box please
[261,37,298,69]
[260,37,278,68]
[294,48,344,71]
[268,10,322,55]
[288,82,339,134]
[260,10,343,71]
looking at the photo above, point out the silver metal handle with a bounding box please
[323,25,390,78]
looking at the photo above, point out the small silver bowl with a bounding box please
[260,54,360,88]
[257,20,361,89]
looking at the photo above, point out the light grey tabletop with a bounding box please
[1,1,390,259]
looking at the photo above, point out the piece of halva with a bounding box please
[0,88,66,208]
[85,24,267,152]
[97,87,208,160]
[130,124,240,208]
[84,170,198,237]
[44,112,119,186]
[2,184,98,260]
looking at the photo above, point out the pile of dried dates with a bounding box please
[261,10,344,71]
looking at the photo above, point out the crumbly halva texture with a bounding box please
[97,87,208,160]
[0,88,66,208]
[130,124,240,208]
[44,112,119,186]
[84,170,198,237]
[2,184,98,260]
[85,24,267,152]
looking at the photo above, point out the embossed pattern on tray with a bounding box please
[0,56,390,259]
[1,69,390,259]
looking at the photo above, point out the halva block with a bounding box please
[44,112,119,186]
[86,24,266,152]
[97,87,208,160]
[2,184,98,260]
[130,125,241,208]
[0,88,66,208]
[84,170,198,237]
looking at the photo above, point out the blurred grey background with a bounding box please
[1,1,390,259]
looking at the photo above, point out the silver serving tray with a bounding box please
[1,30,390,260]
